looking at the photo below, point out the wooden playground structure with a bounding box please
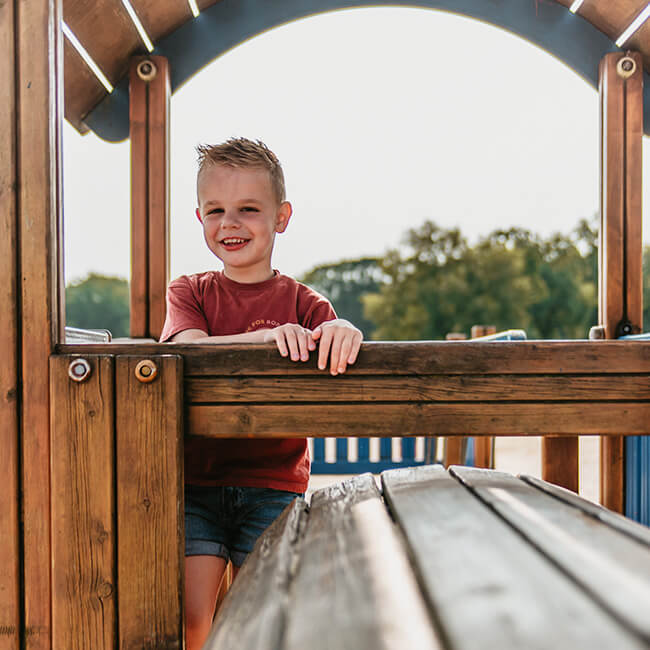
[3,1,650,648]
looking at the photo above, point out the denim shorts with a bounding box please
[184,485,302,567]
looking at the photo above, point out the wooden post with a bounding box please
[4,1,65,647]
[0,0,21,646]
[130,57,171,340]
[542,437,578,493]
[471,326,495,469]
[50,356,116,650]
[599,52,643,513]
[116,355,184,648]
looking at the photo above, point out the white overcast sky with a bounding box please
[62,7,650,284]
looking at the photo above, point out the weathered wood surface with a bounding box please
[542,436,578,493]
[50,356,116,650]
[186,373,650,402]
[0,0,20,645]
[18,0,64,646]
[204,499,309,650]
[284,474,440,649]
[188,402,650,437]
[116,355,183,649]
[209,466,649,650]
[56,340,650,375]
[453,466,650,644]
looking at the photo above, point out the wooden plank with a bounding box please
[521,475,650,548]
[284,474,441,649]
[186,373,650,403]
[18,0,63,645]
[204,498,309,650]
[116,355,183,649]
[56,340,650,375]
[453,466,650,644]
[382,465,646,650]
[444,437,465,466]
[542,437,579,493]
[0,0,21,645]
[188,402,650,438]
[473,436,493,469]
[146,56,170,340]
[129,58,149,337]
[50,356,116,650]
[63,37,102,132]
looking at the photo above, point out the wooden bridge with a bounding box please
[3,1,650,648]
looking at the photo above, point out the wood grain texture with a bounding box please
[542,437,578,493]
[0,0,21,645]
[188,402,650,438]
[186,373,650,403]
[204,499,310,650]
[50,356,116,650]
[473,436,493,469]
[116,355,183,649]
[382,465,646,650]
[129,59,149,337]
[18,0,63,645]
[444,437,466,466]
[146,56,170,340]
[57,340,650,375]
[284,474,440,649]
[62,37,102,131]
[453,466,650,644]
[521,475,650,548]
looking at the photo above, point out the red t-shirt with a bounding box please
[160,270,336,492]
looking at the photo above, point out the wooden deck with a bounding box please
[205,465,650,650]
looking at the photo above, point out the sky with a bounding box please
[62,7,650,285]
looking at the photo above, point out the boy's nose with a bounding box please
[220,210,240,227]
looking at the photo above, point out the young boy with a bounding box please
[159,137,362,649]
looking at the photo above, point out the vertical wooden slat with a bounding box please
[116,355,183,649]
[471,325,496,469]
[599,52,643,513]
[445,437,465,467]
[0,0,21,645]
[18,0,63,646]
[50,356,116,650]
[129,60,149,338]
[542,437,579,493]
[357,438,369,463]
[129,56,170,340]
[147,57,170,340]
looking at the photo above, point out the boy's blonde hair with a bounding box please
[196,138,286,204]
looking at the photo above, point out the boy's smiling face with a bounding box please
[197,164,291,283]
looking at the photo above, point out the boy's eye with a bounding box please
[241,207,259,212]
[206,208,224,215]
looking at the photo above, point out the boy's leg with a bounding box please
[185,554,228,650]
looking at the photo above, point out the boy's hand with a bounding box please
[264,324,317,362]
[312,319,363,375]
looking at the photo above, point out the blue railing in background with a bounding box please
[618,332,650,525]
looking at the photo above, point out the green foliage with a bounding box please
[300,258,385,337]
[302,218,605,341]
[66,273,129,338]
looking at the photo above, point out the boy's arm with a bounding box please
[170,324,317,362]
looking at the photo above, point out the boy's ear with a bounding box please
[275,201,292,233]
[195,208,203,224]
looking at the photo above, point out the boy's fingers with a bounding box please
[348,332,362,364]
[308,337,317,351]
[274,331,289,358]
[317,328,333,370]
[285,329,300,361]
[329,334,343,375]
[296,328,310,361]
[338,336,353,373]
[312,326,322,341]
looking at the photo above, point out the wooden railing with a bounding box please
[50,339,650,648]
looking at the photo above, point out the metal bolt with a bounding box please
[68,358,91,383]
[136,60,157,82]
[616,56,636,79]
[135,359,158,383]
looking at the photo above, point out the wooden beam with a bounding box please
[17,0,64,646]
[542,437,579,493]
[129,56,170,340]
[50,356,116,649]
[0,0,21,645]
[116,355,183,648]
[599,52,644,513]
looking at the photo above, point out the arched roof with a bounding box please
[62,0,650,141]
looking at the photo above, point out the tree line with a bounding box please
[66,218,650,340]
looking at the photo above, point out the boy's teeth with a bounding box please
[223,238,246,244]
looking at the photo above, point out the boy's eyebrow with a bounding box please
[203,198,264,206]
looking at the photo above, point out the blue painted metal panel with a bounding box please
[626,436,650,526]
[84,0,650,142]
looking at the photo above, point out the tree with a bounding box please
[66,273,130,338]
[300,258,385,337]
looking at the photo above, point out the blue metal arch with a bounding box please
[85,0,650,141]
